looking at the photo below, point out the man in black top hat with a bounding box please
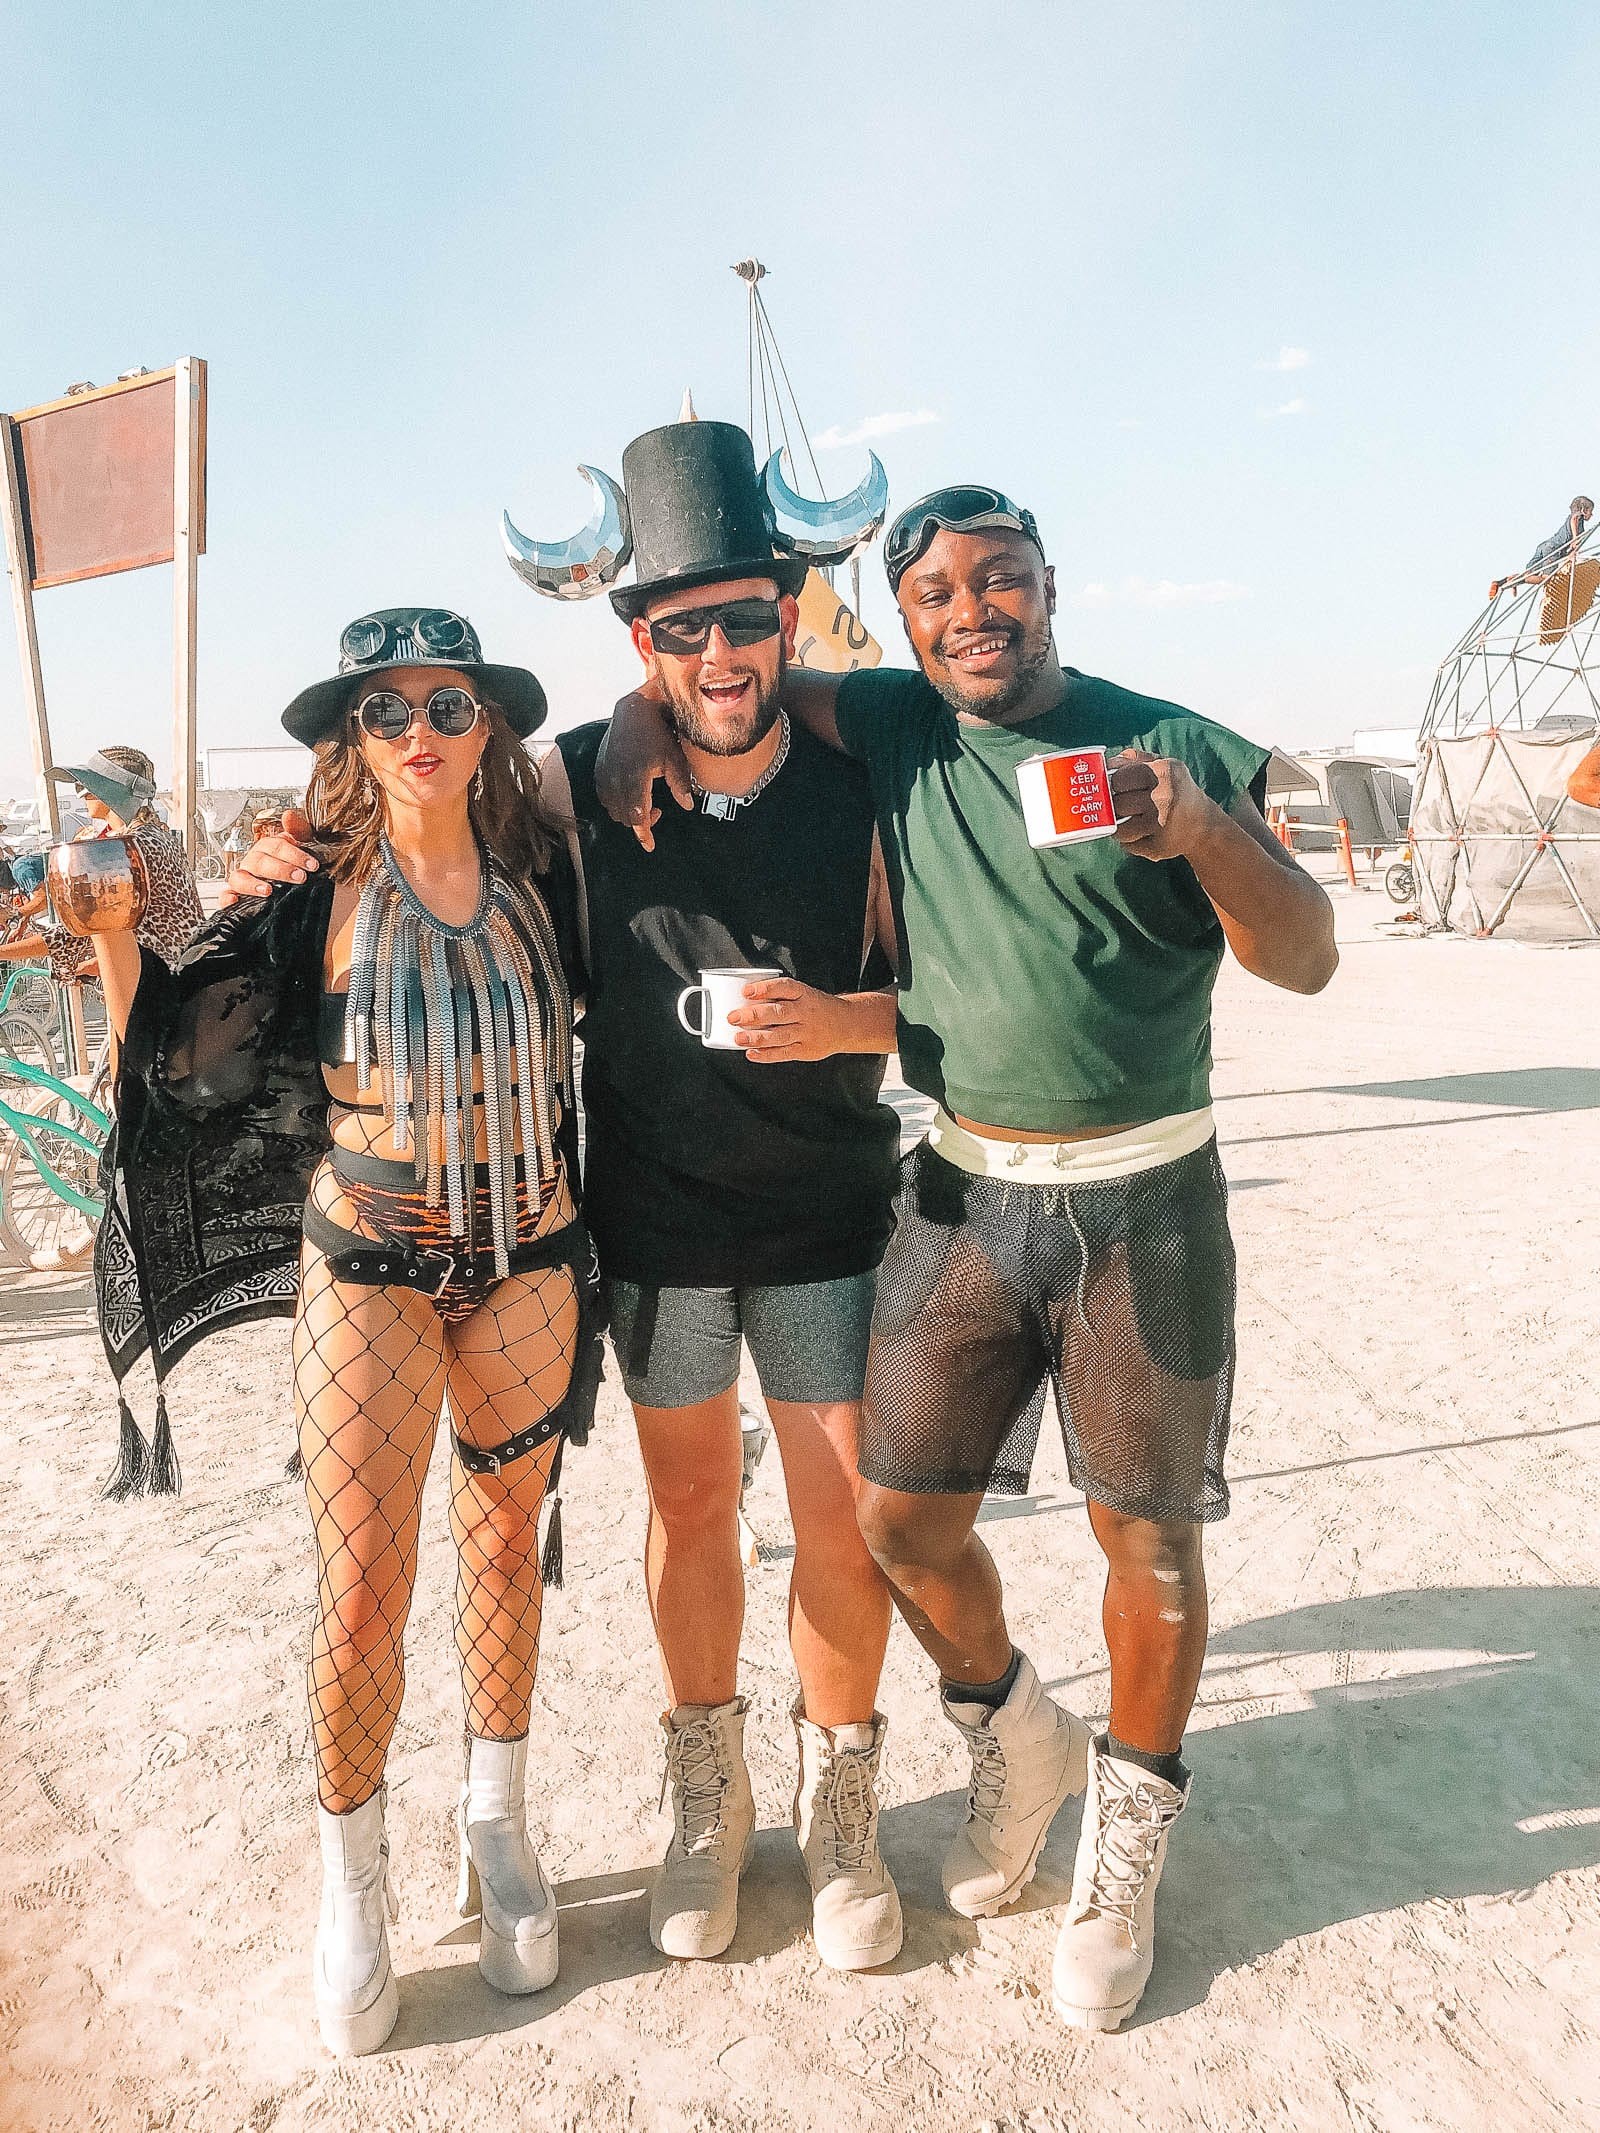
[232,422,907,1976]
[543,421,905,1975]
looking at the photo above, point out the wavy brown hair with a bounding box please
[303,700,560,885]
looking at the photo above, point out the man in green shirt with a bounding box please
[602,483,1337,2030]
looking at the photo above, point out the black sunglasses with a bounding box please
[647,596,783,658]
[884,486,1043,590]
[355,687,482,741]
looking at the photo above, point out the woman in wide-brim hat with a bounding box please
[84,608,599,2057]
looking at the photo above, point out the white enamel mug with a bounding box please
[676,966,784,1050]
[1015,744,1120,848]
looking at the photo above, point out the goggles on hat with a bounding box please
[647,596,783,657]
[884,486,1044,591]
[339,608,475,668]
[355,687,482,741]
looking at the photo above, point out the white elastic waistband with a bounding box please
[926,1106,1216,1183]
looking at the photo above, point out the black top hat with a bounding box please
[281,607,548,747]
[609,422,807,623]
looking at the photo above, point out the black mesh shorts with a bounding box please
[860,1139,1237,1522]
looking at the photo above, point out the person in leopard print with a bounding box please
[0,746,202,1268]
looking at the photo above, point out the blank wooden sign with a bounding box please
[9,368,207,589]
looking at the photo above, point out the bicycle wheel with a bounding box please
[0,1011,59,1085]
[0,1098,105,1262]
[1385,862,1417,905]
[5,969,58,1024]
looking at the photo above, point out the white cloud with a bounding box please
[1116,417,1142,430]
[1070,576,1251,609]
[1260,395,1308,420]
[813,408,940,450]
[1256,345,1310,372]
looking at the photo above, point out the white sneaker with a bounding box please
[1051,1742,1189,2032]
[941,1653,1090,1918]
[314,1790,400,2058]
[650,1699,755,1959]
[457,1735,559,1995]
[792,1704,903,1971]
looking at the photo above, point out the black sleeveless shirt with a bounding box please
[558,718,898,1288]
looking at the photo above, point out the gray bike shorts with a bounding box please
[604,1270,878,1410]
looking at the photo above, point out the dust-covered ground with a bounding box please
[3,872,1597,2132]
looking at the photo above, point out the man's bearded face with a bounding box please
[897,528,1058,723]
[643,577,788,758]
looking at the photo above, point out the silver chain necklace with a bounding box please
[687,712,790,821]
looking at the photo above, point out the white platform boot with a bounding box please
[456,1735,560,1994]
[314,1789,400,2059]
[1051,1741,1189,2032]
[941,1653,1091,1918]
[650,1699,755,1959]
[792,1705,903,1971]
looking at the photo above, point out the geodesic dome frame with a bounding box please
[1411,525,1600,940]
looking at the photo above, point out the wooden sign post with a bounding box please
[0,361,209,853]
[0,416,58,840]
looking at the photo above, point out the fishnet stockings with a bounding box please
[295,1168,578,1814]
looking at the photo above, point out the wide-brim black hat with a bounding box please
[282,607,548,747]
[609,421,806,623]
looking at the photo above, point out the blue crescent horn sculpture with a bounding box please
[763,448,889,565]
[502,466,632,599]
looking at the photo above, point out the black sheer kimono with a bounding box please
[96,854,594,1497]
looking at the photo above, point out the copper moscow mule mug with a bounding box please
[46,835,151,937]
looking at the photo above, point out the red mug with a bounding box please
[1015,746,1119,848]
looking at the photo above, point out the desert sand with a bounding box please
[2,868,1597,2133]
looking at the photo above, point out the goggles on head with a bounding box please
[884,486,1044,591]
[355,687,482,741]
[339,608,478,670]
[647,595,783,658]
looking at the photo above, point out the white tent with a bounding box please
[1411,526,1600,939]
[1413,727,1599,940]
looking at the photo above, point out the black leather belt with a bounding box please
[301,1203,586,1302]
[452,1409,567,1477]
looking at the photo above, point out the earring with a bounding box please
[473,765,485,801]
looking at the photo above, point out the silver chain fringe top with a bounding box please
[344,838,573,1277]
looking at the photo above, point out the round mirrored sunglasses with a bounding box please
[355,687,483,741]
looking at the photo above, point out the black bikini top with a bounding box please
[319,991,539,1116]
[318,990,352,1069]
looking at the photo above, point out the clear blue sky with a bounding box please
[2,1,1595,793]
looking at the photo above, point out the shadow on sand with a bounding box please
[390,1583,1598,2043]
[1125,1584,1598,2024]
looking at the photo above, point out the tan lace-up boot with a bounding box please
[940,1652,1091,1917]
[1051,1741,1189,2031]
[792,1704,903,1971]
[650,1698,755,1959]
[314,1788,400,2059]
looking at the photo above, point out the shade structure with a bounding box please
[1411,527,1600,940]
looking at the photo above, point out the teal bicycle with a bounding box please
[0,963,61,1083]
[0,1053,110,1263]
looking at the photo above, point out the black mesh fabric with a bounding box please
[296,1158,578,1813]
[860,1141,1236,1521]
